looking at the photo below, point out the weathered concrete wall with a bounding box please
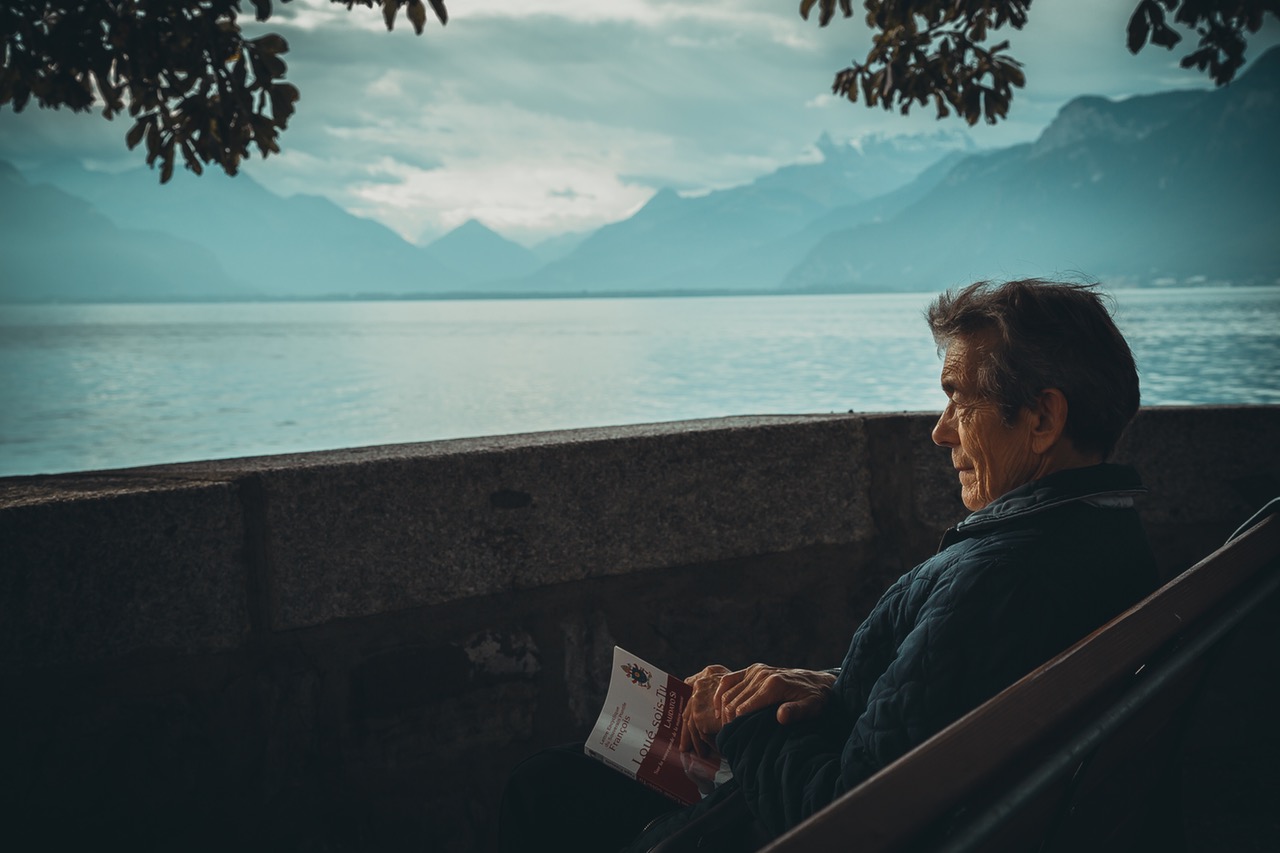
[1,407,1276,852]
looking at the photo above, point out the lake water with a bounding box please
[1,288,1278,477]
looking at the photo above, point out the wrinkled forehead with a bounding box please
[938,332,996,388]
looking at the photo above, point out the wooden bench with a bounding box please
[762,500,1280,853]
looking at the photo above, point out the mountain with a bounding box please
[529,229,594,264]
[783,47,1280,292]
[11,47,1273,304]
[17,162,470,299]
[425,219,541,283]
[800,149,972,236]
[520,184,826,292]
[516,130,976,293]
[638,149,976,296]
[5,126,979,301]
[0,161,246,302]
[752,130,976,204]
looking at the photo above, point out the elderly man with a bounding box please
[500,279,1157,853]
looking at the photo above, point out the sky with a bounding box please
[1,0,1277,246]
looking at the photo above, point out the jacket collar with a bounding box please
[952,463,1147,535]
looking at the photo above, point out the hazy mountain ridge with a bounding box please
[519,184,828,292]
[3,46,1276,303]
[784,46,1280,292]
[5,125,973,300]
[13,162,471,298]
[528,229,593,264]
[0,163,245,302]
[1029,90,1207,156]
[515,130,977,293]
[424,219,542,283]
[753,130,977,203]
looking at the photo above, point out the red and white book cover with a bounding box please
[584,646,730,806]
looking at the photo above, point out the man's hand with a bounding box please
[715,665,836,725]
[679,664,730,757]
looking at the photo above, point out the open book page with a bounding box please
[584,646,732,806]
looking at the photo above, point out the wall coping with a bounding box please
[3,406,1277,668]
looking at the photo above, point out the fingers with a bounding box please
[718,663,777,720]
[680,725,711,758]
[678,703,695,754]
[687,663,836,737]
[711,667,748,715]
[717,666,835,723]
[776,694,825,725]
[685,664,730,687]
[679,668,728,756]
[692,728,713,759]
[679,702,713,758]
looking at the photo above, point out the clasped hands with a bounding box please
[677,663,836,758]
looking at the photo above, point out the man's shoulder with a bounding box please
[932,490,1156,617]
[925,530,1044,589]
[958,463,1146,532]
[900,533,1039,616]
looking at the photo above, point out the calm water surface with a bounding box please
[1,288,1277,476]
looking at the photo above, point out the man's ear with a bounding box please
[1029,388,1069,454]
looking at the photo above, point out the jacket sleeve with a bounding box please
[717,552,1061,835]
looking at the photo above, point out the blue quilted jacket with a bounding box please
[715,463,1157,838]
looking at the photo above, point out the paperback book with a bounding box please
[584,646,730,806]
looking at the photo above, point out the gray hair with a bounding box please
[926,279,1140,458]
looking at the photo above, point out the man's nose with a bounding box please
[932,407,958,448]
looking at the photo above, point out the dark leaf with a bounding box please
[126,119,146,149]
[1126,3,1151,54]
[181,138,203,175]
[1179,48,1213,71]
[427,0,449,26]
[1151,23,1182,48]
[146,122,161,161]
[258,52,286,78]
[963,85,981,123]
[252,34,289,56]
[408,0,426,34]
[820,0,836,27]
[269,83,299,125]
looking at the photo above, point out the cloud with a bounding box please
[319,90,678,241]
[463,0,820,44]
[349,155,654,242]
[227,4,864,239]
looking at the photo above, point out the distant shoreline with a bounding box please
[3,280,1276,307]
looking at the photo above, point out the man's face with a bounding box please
[931,336,1041,511]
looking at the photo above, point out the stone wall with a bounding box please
[2,407,1277,852]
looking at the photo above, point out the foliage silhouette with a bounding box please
[1,0,447,182]
[2,1,1274,180]
[802,0,1277,125]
